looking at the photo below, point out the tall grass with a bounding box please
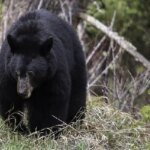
[0,99,149,150]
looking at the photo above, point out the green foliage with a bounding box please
[140,105,150,122]
[87,0,150,59]
[148,89,150,95]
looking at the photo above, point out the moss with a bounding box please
[140,105,150,122]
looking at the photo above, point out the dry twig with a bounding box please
[79,13,150,70]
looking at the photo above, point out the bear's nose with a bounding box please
[18,92,28,99]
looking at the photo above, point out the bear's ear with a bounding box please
[40,36,53,56]
[7,34,18,53]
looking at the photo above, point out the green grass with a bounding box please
[0,100,149,150]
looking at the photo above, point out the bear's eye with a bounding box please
[27,71,34,77]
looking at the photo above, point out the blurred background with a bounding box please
[0,0,150,119]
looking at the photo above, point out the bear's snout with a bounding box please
[17,76,33,99]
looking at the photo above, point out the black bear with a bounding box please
[0,10,87,136]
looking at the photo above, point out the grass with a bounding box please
[0,99,149,150]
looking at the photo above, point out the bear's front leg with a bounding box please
[27,96,69,136]
[0,79,27,134]
[0,99,26,133]
[27,72,71,137]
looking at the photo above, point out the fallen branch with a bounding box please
[79,13,150,70]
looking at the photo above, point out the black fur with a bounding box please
[0,10,87,136]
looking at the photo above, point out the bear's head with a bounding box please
[7,34,56,99]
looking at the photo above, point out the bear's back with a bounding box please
[7,10,82,70]
[10,10,79,52]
